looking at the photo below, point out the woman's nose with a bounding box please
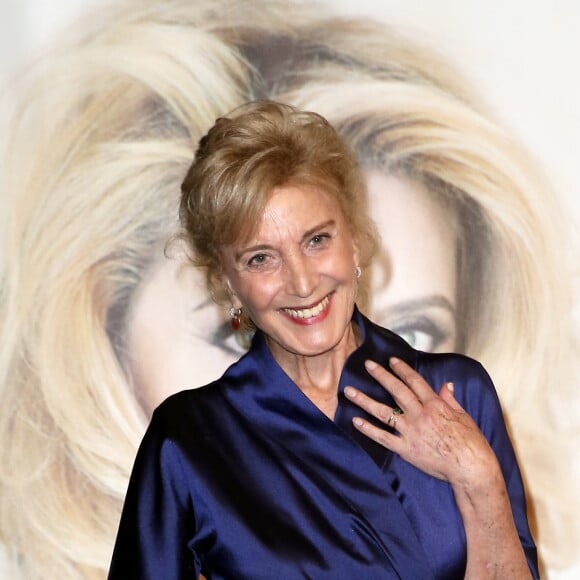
[285,254,317,298]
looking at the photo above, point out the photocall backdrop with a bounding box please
[0,1,578,579]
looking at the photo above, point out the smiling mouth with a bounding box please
[282,295,331,320]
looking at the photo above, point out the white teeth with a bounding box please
[283,296,329,319]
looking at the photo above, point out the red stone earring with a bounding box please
[229,307,242,330]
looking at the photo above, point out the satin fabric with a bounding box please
[109,309,538,579]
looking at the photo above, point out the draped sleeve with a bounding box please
[108,405,200,579]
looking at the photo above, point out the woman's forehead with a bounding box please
[237,183,347,244]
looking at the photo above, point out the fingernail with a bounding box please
[447,381,454,393]
[344,387,356,398]
[353,417,363,427]
[390,357,401,366]
[365,360,377,371]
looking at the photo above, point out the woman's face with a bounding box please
[366,171,458,352]
[126,173,457,413]
[220,183,360,365]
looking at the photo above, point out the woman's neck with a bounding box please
[266,322,361,419]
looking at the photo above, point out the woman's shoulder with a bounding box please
[153,348,257,417]
[416,350,490,383]
[415,350,506,427]
[148,372,240,444]
[158,381,222,408]
[153,379,227,422]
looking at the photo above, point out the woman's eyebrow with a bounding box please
[382,295,456,317]
[234,243,272,261]
[300,220,336,242]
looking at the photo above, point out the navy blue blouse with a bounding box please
[109,309,538,579]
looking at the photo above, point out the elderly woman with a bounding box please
[2,2,577,578]
[108,101,537,579]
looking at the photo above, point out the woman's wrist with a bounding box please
[447,439,502,494]
[452,465,531,579]
[451,462,507,515]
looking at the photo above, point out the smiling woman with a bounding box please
[109,99,538,579]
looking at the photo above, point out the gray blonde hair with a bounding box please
[179,100,377,306]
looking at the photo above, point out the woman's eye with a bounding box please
[309,233,330,247]
[389,318,449,352]
[247,253,268,267]
[396,329,436,351]
[210,321,254,355]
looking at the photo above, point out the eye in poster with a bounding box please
[0,1,578,578]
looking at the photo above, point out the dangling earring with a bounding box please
[355,266,362,279]
[229,306,242,330]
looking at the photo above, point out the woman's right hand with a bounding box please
[344,357,498,488]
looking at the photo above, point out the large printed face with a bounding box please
[366,172,457,353]
[125,174,458,413]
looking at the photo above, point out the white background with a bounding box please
[1,0,578,227]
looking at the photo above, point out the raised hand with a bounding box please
[344,357,497,486]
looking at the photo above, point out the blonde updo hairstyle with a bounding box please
[179,100,378,316]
